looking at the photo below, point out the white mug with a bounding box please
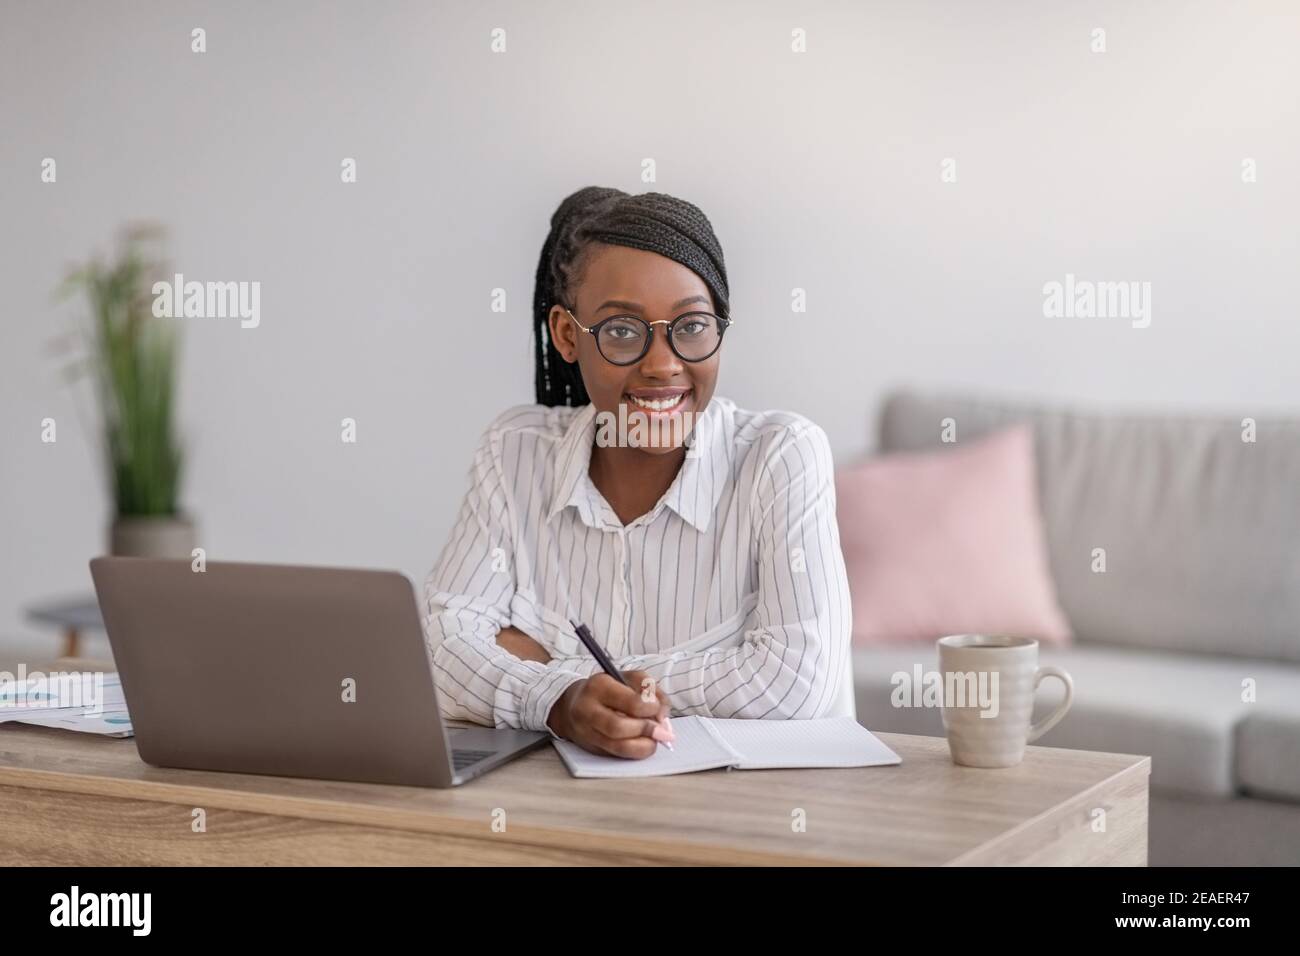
[937,634,1073,768]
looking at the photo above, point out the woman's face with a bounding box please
[548,244,721,456]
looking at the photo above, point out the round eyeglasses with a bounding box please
[564,306,734,366]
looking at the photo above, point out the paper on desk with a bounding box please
[700,716,901,769]
[551,715,901,779]
[552,716,741,778]
[1,707,134,737]
[0,671,133,737]
[0,670,123,709]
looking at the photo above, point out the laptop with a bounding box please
[88,556,548,787]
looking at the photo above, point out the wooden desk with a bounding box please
[0,721,1149,866]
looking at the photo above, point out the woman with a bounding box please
[424,186,853,758]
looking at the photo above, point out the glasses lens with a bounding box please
[597,318,648,364]
[671,313,723,361]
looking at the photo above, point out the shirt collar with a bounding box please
[546,397,727,534]
[546,402,600,528]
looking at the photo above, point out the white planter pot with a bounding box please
[110,514,198,559]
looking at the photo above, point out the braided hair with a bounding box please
[532,187,730,407]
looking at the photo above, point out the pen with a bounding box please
[569,619,674,750]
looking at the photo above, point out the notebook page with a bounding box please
[700,716,902,770]
[551,715,741,778]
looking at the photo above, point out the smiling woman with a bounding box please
[422,186,855,760]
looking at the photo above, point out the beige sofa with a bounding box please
[849,390,1300,866]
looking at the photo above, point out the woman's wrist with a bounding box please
[546,679,583,738]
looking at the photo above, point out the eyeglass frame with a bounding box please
[562,305,734,366]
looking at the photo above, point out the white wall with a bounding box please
[2,0,1297,651]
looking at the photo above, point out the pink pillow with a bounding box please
[835,425,1072,645]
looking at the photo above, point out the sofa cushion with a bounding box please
[1237,709,1300,802]
[835,425,1071,646]
[853,641,1300,799]
[877,390,1300,663]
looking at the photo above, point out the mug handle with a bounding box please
[1026,665,1074,743]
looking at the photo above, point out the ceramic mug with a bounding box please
[937,634,1074,768]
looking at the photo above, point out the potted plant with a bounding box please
[59,225,196,558]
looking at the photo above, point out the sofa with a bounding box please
[849,389,1300,866]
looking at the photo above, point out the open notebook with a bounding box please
[552,716,902,778]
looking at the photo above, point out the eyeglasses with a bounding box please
[564,306,734,366]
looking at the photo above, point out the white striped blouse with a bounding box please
[422,395,855,736]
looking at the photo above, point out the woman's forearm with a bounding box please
[495,625,552,663]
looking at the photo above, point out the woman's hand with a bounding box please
[494,626,552,663]
[547,670,674,758]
